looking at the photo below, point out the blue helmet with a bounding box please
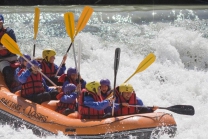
[64,83,76,94]
[26,60,40,69]
[67,67,77,76]
[19,54,31,63]
[100,79,111,86]
[0,14,4,23]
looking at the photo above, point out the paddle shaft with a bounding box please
[124,72,136,83]
[128,104,195,116]
[112,48,121,116]
[72,43,78,70]
[33,43,36,58]
[55,42,73,76]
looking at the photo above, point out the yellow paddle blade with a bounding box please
[34,7,40,40]
[124,53,156,83]
[64,12,75,42]
[75,6,93,36]
[1,34,23,56]
[135,53,156,73]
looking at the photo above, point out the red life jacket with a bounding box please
[114,88,138,116]
[78,89,104,119]
[0,27,12,57]
[58,74,78,86]
[56,93,76,114]
[58,74,67,83]
[21,73,45,97]
[41,60,55,78]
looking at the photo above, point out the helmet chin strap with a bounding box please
[45,56,49,62]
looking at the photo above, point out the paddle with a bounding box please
[1,34,58,88]
[112,48,121,116]
[77,42,81,94]
[124,53,156,83]
[33,7,40,59]
[128,104,195,116]
[55,6,93,76]
[55,12,75,76]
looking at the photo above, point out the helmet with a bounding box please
[86,81,100,93]
[26,60,40,69]
[63,83,76,94]
[0,14,4,23]
[42,49,56,61]
[67,67,77,76]
[119,83,133,93]
[19,54,31,63]
[100,79,111,86]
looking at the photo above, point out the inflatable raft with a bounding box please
[0,73,177,138]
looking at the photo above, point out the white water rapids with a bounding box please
[0,5,208,139]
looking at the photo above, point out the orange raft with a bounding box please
[0,73,177,138]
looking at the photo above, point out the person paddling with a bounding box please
[113,83,157,116]
[78,81,114,119]
[40,48,67,86]
[56,83,78,115]
[18,60,59,104]
[11,54,31,93]
[98,79,113,99]
[58,67,86,90]
[0,14,19,89]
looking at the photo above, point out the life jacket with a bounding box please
[59,74,78,86]
[114,87,137,116]
[0,27,14,57]
[41,60,55,78]
[58,74,67,83]
[21,73,45,98]
[100,90,113,100]
[56,92,76,114]
[78,89,104,119]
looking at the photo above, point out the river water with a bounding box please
[0,5,208,139]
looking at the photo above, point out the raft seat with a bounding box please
[41,100,59,111]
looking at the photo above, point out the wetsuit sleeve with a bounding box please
[18,69,31,83]
[136,97,153,113]
[83,95,110,111]
[60,92,77,103]
[42,78,52,92]
[136,97,144,105]
[6,28,17,42]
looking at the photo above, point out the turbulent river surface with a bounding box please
[0,5,208,139]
